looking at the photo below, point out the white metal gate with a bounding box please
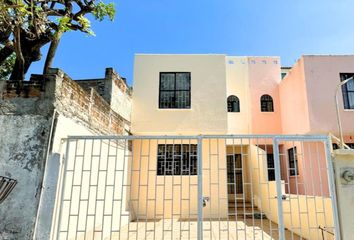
[52,135,340,240]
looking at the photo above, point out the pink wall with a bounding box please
[279,58,311,134]
[279,55,354,136]
[248,57,282,134]
[303,55,354,135]
[278,56,354,197]
[279,142,329,197]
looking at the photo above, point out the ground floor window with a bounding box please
[288,147,299,176]
[157,144,197,175]
[267,154,275,181]
[333,143,354,149]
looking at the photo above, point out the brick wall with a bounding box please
[52,69,130,135]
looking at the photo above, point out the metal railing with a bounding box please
[52,134,340,240]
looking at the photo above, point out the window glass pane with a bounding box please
[159,72,191,109]
[347,79,354,91]
[227,95,240,112]
[160,73,175,90]
[348,92,354,109]
[159,91,175,108]
[288,147,298,176]
[261,95,274,112]
[175,91,190,108]
[176,73,190,90]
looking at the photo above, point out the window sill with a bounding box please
[157,108,192,110]
[343,109,354,112]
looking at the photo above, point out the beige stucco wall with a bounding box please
[225,57,252,134]
[130,139,228,220]
[132,54,228,135]
[258,181,334,240]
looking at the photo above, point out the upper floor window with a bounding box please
[340,73,354,109]
[227,95,240,112]
[260,94,274,112]
[159,72,191,109]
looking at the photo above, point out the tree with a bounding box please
[0,0,115,82]
[0,44,15,79]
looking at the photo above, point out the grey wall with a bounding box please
[0,115,51,239]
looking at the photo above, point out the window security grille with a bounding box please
[157,144,197,175]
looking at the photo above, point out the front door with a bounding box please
[227,154,243,195]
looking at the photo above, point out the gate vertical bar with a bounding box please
[197,136,203,240]
[272,137,285,239]
[324,137,341,239]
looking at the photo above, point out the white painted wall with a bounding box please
[36,114,129,240]
[110,82,132,122]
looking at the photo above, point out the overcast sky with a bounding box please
[28,0,354,85]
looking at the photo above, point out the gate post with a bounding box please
[332,149,354,240]
[197,136,203,240]
[272,137,286,240]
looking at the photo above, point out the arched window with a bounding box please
[260,94,274,112]
[227,95,240,112]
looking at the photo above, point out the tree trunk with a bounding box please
[10,27,25,84]
[9,28,52,82]
[43,31,62,74]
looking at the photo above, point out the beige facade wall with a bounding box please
[130,139,228,220]
[132,54,228,135]
[225,57,252,134]
[258,181,334,240]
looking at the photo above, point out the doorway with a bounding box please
[227,154,243,195]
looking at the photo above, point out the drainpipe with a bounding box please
[335,77,353,149]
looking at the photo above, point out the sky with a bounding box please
[27,0,354,85]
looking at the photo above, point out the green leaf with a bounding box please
[92,1,115,21]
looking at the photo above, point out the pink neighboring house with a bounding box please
[279,55,354,196]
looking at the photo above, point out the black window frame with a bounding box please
[227,95,240,112]
[340,73,354,110]
[157,144,197,176]
[260,94,274,112]
[267,154,275,181]
[346,143,354,149]
[159,72,191,109]
[334,142,354,149]
[288,147,299,176]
